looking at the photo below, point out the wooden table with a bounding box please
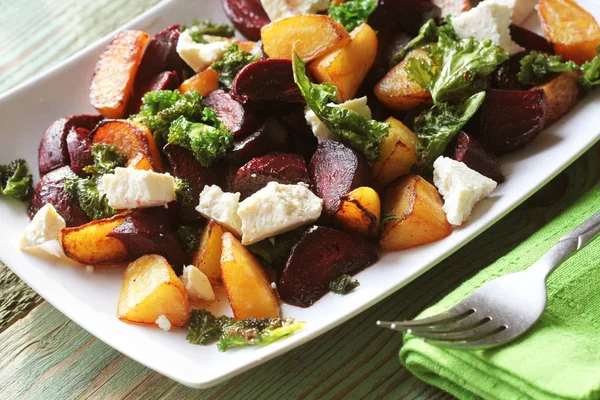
[1,1,598,398]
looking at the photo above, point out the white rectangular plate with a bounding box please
[1,0,599,389]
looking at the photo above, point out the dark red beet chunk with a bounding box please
[510,24,553,53]
[38,115,103,176]
[221,0,270,41]
[108,206,187,274]
[491,52,532,91]
[135,25,189,83]
[278,225,379,307]
[469,90,549,154]
[66,127,94,177]
[164,144,219,221]
[277,105,318,162]
[128,71,180,114]
[370,0,440,36]
[309,141,371,218]
[229,118,291,166]
[28,166,89,227]
[231,59,304,104]
[449,132,505,183]
[232,153,309,199]
[202,90,260,137]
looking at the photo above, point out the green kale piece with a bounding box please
[392,18,439,65]
[131,90,205,145]
[247,228,305,271]
[329,274,360,294]
[167,110,233,167]
[517,51,579,85]
[0,159,33,201]
[174,177,194,206]
[176,224,201,254]
[186,309,234,345]
[292,53,389,162]
[181,20,235,44]
[328,0,378,32]
[404,21,508,104]
[579,45,600,91]
[64,177,115,220]
[82,144,128,176]
[414,91,486,166]
[211,43,260,89]
[217,317,305,352]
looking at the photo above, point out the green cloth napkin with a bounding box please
[400,183,600,400]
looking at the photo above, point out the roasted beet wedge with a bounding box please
[370,0,440,36]
[232,153,310,199]
[231,59,304,104]
[38,115,103,176]
[309,141,371,218]
[221,0,270,41]
[230,117,292,166]
[449,132,505,183]
[136,25,188,82]
[277,106,318,162]
[491,53,532,91]
[510,24,553,53]
[164,144,219,221]
[202,90,260,137]
[28,166,89,227]
[470,90,549,154]
[108,206,187,274]
[66,127,94,177]
[278,225,378,307]
[128,71,180,114]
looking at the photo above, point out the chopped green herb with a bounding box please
[517,51,579,86]
[579,45,600,91]
[186,309,233,345]
[181,20,235,44]
[392,18,439,65]
[329,0,378,32]
[83,144,128,176]
[174,178,194,206]
[0,159,33,201]
[329,274,360,294]
[176,225,202,254]
[211,43,260,89]
[247,228,305,271]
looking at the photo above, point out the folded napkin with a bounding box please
[400,183,600,400]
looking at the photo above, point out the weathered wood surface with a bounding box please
[0,0,599,398]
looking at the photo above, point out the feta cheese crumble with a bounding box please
[452,0,523,55]
[238,182,323,245]
[305,96,372,142]
[156,315,171,332]
[433,157,497,226]
[19,204,66,249]
[260,0,329,22]
[176,30,231,73]
[102,168,176,209]
[196,185,243,236]
[180,265,215,301]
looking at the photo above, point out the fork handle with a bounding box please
[529,210,600,278]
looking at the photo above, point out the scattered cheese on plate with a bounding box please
[305,96,372,142]
[260,0,329,22]
[102,167,176,209]
[196,185,243,236]
[176,30,231,73]
[156,315,172,332]
[19,204,66,249]
[180,265,215,301]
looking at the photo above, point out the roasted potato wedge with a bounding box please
[220,232,280,320]
[371,117,418,191]
[178,68,220,95]
[91,119,164,172]
[59,212,131,264]
[309,23,378,102]
[261,15,351,62]
[375,48,432,111]
[89,30,150,118]
[117,254,190,327]
[126,152,154,171]
[334,187,381,237]
[533,72,580,125]
[380,175,452,251]
[192,220,225,285]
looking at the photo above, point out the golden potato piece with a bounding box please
[117,254,190,327]
[59,212,131,265]
[371,117,419,191]
[89,30,150,119]
[334,186,381,237]
[221,232,280,320]
[380,175,452,251]
[309,23,378,102]
[179,68,220,96]
[126,152,154,171]
[261,15,351,62]
[375,49,432,112]
[91,119,164,172]
[191,220,225,285]
[533,72,580,125]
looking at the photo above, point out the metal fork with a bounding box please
[377,210,600,349]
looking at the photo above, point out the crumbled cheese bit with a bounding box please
[85,265,95,273]
[305,97,372,142]
[19,204,66,249]
[271,282,277,289]
[180,265,215,301]
[260,0,329,22]
[196,185,242,236]
[102,168,176,209]
[176,30,231,72]
[156,315,171,332]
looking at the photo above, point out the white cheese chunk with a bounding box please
[432,0,470,18]
[156,315,171,332]
[19,204,66,249]
[180,265,215,301]
[176,30,231,73]
[512,0,538,25]
[196,185,242,236]
[238,182,322,245]
[433,157,497,226]
[452,0,524,55]
[102,168,176,209]
[305,96,372,142]
[261,0,329,21]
